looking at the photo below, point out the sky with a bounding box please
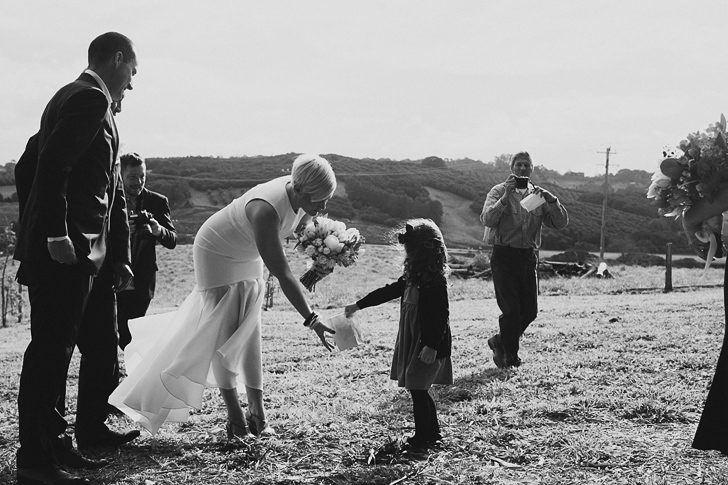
[2,0,728,176]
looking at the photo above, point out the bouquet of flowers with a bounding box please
[647,114,727,266]
[295,216,365,291]
[647,114,728,217]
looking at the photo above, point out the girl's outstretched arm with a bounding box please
[344,304,359,318]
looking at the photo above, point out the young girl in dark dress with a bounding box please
[345,219,453,449]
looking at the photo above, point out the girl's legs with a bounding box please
[409,389,439,446]
[423,391,441,441]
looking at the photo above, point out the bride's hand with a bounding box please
[309,315,335,351]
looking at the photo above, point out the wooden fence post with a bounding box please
[664,243,673,292]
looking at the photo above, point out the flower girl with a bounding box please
[345,219,452,449]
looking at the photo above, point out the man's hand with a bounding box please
[682,215,709,260]
[113,262,134,292]
[48,238,77,265]
[533,186,558,203]
[148,216,161,237]
[500,175,517,203]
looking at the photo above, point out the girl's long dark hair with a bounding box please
[393,218,450,286]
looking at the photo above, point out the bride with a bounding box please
[109,153,336,439]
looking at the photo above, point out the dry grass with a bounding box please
[1,244,727,484]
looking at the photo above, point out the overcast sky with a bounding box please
[2,1,727,176]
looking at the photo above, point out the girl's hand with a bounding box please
[418,346,437,364]
[344,304,359,318]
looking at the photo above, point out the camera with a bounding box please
[129,209,152,225]
[515,176,529,189]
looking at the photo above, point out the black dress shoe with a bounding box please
[487,336,508,368]
[76,427,141,450]
[17,465,90,484]
[55,447,108,469]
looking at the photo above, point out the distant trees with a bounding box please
[146,179,192,209]
[344,176,443,225]
[421,156,446,168]
[94,153,688,253]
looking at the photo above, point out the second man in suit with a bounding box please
[117,152,177,350]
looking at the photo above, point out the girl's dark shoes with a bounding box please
[405,433,442,450]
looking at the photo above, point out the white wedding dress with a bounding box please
[109,176,306,435]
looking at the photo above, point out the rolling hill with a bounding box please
[0,153,692,253]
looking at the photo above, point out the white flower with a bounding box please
[330,220,346,233]
[646,182,661,199]
[305,246,316,257]
[316,217,333,234]
[313,238,323,246]
[303,221,317,239]
[339,228,360,243]
[323,234,343,253]
[647,170,672,199]
[322,247,331,255]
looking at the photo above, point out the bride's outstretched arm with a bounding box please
[246,199,334,349]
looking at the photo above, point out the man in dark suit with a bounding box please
[14,32,139,485]
[117,152,177,349]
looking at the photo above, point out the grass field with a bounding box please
[1,244,728,484]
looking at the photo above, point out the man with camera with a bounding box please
[118,152,177,349]
[480,151,568,368]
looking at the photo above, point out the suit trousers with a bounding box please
[491,245,538,359]
[16,260,92,468]
[74,267,119,437]
[116,289,151,350]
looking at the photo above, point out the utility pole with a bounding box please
[597,147,616,262]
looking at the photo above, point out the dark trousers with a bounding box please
[692,263,728,452]
[74,268,119,437]
[116,289,151,350]
[491,245,538,359]
[410,390,440,440]
[16,261,93,468]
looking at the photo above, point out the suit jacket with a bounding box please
[129,188,177,299]
[14,72,130,278]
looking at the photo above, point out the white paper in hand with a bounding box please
[326,313,364,351]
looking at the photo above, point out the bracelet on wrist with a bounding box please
[303,312,318,327]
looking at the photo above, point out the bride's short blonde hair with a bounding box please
[291,154,337,202]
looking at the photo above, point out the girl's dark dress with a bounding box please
[356,276,453,390]
[692,264,728,453]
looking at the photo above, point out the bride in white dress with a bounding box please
[109,154,336,438]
